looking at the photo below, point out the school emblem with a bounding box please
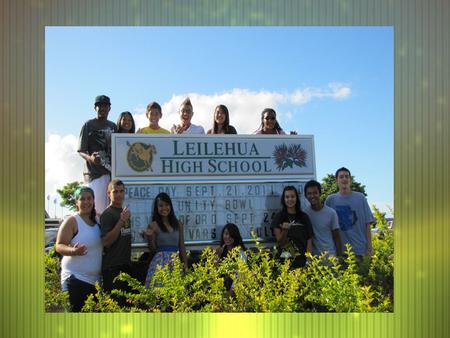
[273,143,307,171]
[127,142,157,172]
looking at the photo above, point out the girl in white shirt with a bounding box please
[55,186,102,312]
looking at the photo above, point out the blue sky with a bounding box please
[45,26,393,217]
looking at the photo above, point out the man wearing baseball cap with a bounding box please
[78,95,117,214]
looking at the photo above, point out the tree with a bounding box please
[56,181,83,211]
[320,173,367,204]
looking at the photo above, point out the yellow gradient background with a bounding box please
[1,0,449,337]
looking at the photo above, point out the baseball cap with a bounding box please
[95,95,111,105]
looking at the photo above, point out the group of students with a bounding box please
[59,94,375,312]
[55,178,251,312]
[55,179,182,311]
[55,167,374,312]
[271,167,375,270]
[116,97,292,135]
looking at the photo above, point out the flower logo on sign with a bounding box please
[273,143,307,171]
[127,142,157,172]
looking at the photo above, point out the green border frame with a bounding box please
[1,0,449,337]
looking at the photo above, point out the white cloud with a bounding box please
[291,89,313,104]
[328,83,352,99]
[45,134,84,208]
[290,83,351,104]
[46,84,351,210]
[132,104,148,131]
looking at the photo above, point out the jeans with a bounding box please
[102,264,132,292]
[62,274,96,312]
[102,264,132,307]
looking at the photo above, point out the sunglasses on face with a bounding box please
[264,116,276,121]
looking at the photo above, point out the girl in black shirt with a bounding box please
[271,186,314,268]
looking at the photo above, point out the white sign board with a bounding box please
[111,134,316,248]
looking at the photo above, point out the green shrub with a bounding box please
[44,247,69,312]
[298,248,375,312]
[46,212,394,313]
[224,244,302,312]
[82,283,124,312]
[360,206,394,311]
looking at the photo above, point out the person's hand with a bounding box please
[216,243,226,257]
[173,124,187,134]
[90,152,101,165]
[144,227,155,237]
[281,222,290,230]
[72,242,87,256]
[120,206,131,225]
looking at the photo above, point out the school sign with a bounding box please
[112,134,316,249]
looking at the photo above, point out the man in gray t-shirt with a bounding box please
[304,180,343,257]
[78,95,117,214]
[325,167,375,257]
[100,179,131,294]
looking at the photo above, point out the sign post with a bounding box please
[112,134,316,251]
